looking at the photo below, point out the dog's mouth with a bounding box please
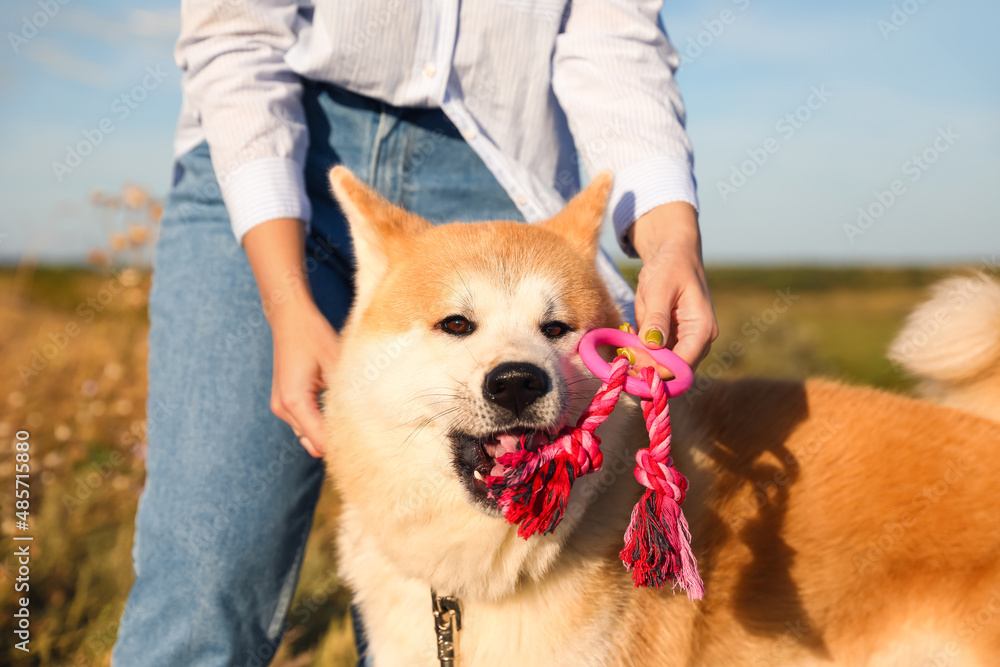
[451,427,561,504]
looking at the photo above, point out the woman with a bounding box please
[112,2,717,664]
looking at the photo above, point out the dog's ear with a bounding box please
[329,166,430,307]
[541,171,614,258]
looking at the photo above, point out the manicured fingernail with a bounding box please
[619,322,636,334]
[644,328,664,347]
[615,347,636,365]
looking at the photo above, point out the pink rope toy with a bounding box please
[485,328,704,599]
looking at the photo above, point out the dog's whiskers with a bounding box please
[397,406,462,455]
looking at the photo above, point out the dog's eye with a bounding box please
[541,321,572,339]
[438,315,475,336]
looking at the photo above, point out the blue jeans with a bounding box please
[112,81,523,666]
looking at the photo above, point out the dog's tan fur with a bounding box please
[324,166,1000,666]
[889,273,1000,424]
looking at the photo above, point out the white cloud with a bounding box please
[127,9,181,39]
[21,38,116,90]
[61,8,179,56]
[13,7,179,90]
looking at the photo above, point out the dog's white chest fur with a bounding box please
[338,504,628,667]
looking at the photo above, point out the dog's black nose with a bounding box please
[483,362,551,417]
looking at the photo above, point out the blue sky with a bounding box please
[1,0,997,265]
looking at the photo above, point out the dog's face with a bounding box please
[325,168,631,599]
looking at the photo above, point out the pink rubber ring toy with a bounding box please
[578,328,694,399]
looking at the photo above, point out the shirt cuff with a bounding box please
[610,155,699,258]
[219,157,312,243]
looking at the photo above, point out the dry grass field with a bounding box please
[0,262,965,665]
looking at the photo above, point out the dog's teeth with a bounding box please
[473,470,484,481]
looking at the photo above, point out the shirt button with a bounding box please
[423,63,437,78]
[515,194,528,207]
[462,128,477,141]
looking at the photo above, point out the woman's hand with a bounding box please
[623,202,718,375]
[244,218,339,457]
[267,299,340,457]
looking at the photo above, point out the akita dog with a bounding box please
[323,166,1000,666]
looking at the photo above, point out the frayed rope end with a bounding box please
[620,489,704,600]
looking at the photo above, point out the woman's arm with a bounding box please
[628,202,717,370]
[179,1,336,453]
[551,0,717,369]
[244,218,340,457]
[177,0,311,241]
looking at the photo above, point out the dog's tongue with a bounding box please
[489,432,550,476]
[489,434,520,476]
[497,433,520,453]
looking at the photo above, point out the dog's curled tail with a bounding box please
[888,272,1000,422]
